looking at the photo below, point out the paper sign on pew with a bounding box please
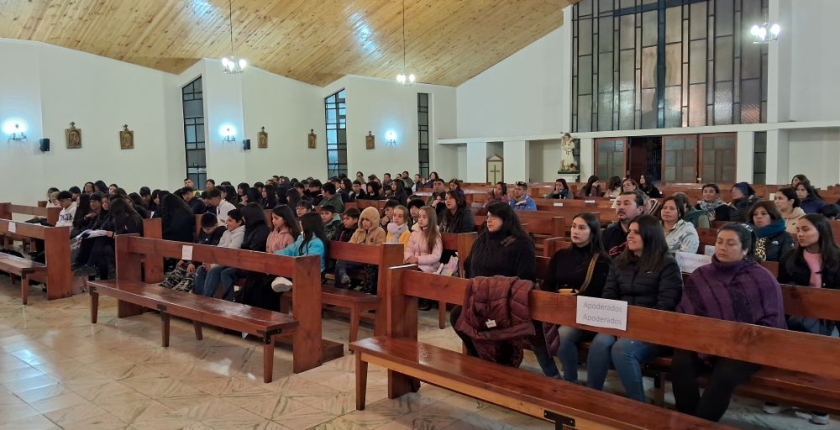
[553,202,564,207]
[8,223,15,234]
[181,245,193,261]
[576,296,628,331]
[676,251,712,274]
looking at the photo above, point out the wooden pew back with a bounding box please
[0,203,61,226]
[0,219,71,300]
[115,235,323,372]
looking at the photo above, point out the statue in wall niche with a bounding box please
[119,125,134,150]
[258,127,268,149]
[559,132,580,173]
[66,122,82,149]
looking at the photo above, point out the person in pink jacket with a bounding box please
[405,206,444,310]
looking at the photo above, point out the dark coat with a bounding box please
[602,256,683,310]
[454,276,535,367]
[440,208,475,234]
[757,230,795,263]
[779,250,840,289]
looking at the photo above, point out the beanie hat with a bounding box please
[732,182,753,197]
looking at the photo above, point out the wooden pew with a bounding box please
[0,202,61,226]
[351,267,733,430]
[0,219,71,303]
[281,241,404,343]
[87,235,325,379]
[436,232,477,328]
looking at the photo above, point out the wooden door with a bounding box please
[595,138,627,180]
[699,133,737,184]
[661,135,698,184]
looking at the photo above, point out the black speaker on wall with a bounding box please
[243,139,251,151]
[39,138,50,152]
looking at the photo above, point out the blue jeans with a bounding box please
[195,265,238,300]
[556,326,593,383]
[530,322,559,378]
[586,334,661,402]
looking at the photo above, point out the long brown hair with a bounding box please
[420,206,441,254]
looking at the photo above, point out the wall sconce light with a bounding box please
[221,126,236,143]
[385,130,397,146]
[4,122,27,142]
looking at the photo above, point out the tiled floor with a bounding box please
[0,275,836,430]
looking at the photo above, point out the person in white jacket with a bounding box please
[193,209,245,296]
[55,191,77,228]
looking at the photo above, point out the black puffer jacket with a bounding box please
[601,256,683,310]
[778,250,840,289]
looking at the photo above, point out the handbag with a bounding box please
[557,255,598,296]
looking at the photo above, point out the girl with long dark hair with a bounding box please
[276,212,328,273]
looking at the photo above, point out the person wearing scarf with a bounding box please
[695,183,727,221]
[747,201,795,262]
[671,223,786,422]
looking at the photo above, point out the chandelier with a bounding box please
[395,0,416,85]
[750,22,781,44]
[221,0,247,74]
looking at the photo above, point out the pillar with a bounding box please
[465,142,488,183]
[503,140,530,182]
[736,131,755,183]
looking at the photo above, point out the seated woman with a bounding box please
[586,214,683,402]
[791,174,808,188]
[275,212,328,275]
[73,197,144,280]
[672,193,710,229]
[450,202,536,361]
[638,174,661,198]
[796,180,826,214]
[440,191,475,233]
[671,223,785,422]
[267,205,299,253]
[772,213,838,425]
[774,187,805,235]
[159,193,195,244]
[448,179,466,200]
[658,196,699,255]
[606,176,622,199]
[534,212,611,380]
[365,181,383,200]
[404,207,444,311]
[748,201,795,262]
[577,175,603,198]
[622,178,638,193]
[546,179,573,200]
[485,182,510,207]
[728,182,759,223]
[695,183,727,221]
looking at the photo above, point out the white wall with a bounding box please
[241,67,325,182]
[528,140,562,182]
[0,39,183,205]
[787,129,840,188]
[456,28,568,138]
[789,0,840,122]
[321,76,457,180]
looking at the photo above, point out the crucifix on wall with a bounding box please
[486,155,504,184]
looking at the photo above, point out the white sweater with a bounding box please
[56,202,77,228]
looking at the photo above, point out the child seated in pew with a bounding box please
[73,197,144,280]
[407,199,424,228]
[404,206,443,311]
[385,205,411,245]
[672,223,785,423]
[161,212,226,292]
[336,208,359,242]
[267,205,299,253]
[295,199,314,220]
[192,209,246,297]
[272,212,328,292]
[319,205,342,241]
[56,191,77,228]
[335,206,385,291]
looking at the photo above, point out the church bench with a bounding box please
[435,232,476,328]
[281,241,403,343]
[0,252,46,305]
[88,279,297,383]
[532,197,614,211]
[88,235,325,375]
[0,219,71,302]
[350,267,733,430]
[0,202,61,250]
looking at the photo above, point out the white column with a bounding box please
[765,130,790,185]
[736,131,755,183]
[465,142,488,183]
[578,137,594,181]
[559,5,575,133]
[503,140,530,182]
[767,0,793,123]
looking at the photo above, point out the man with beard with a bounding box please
[602,190,647,257]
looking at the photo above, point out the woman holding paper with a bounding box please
[671,223,785,422]
[585,214,683,402]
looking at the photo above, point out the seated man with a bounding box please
[509,182,536,211]
[602,191,646,258]
[319,182,345,214]
[180,186,207,215]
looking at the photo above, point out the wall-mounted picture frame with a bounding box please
[258,126,268,149]
[308,129,316,149]
[366,131,375,150]
[66,122,82,149]
[119,125,134,150]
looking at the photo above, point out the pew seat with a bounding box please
[282,285,380,343]
[88,279,298,383]
[350,337,728,430]
[0,252,46,304]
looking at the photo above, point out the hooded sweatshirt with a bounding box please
[349,207,386,245]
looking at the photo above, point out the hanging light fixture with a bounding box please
[750,22,781,44]
[395,0,416,85]
[221,0,247,74]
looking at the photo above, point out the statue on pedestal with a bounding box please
[559,132,579,173]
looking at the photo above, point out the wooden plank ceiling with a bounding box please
[0,0,578,87]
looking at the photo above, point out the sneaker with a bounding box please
[795,411,830,425]
[340,274,351,285]
[73,265,97,278]
[763,403,788,414]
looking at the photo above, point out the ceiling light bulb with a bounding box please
[750,25,761,36]
[408,74,416,83]
[770,23,781,36]
[222,57,230,67]
[397,74,406,84]
[238,58,247,69]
